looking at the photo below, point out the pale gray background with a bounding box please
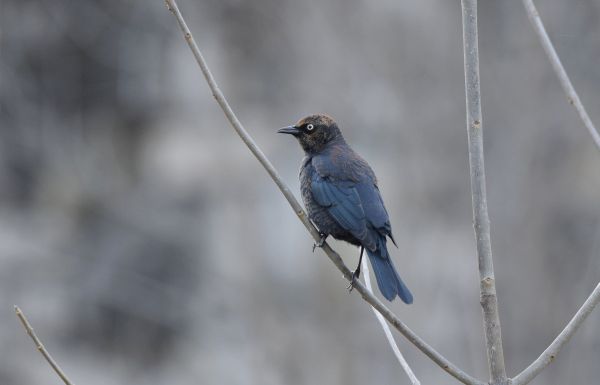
[1,0,599,384]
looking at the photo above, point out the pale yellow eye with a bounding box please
[306,124,314,131]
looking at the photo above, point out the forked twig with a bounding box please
[163,1,483,384]
[14,306,75,385]
[163,1,600,384]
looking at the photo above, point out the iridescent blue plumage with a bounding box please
[280,114,413,303]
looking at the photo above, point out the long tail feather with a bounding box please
[366,242,413,304]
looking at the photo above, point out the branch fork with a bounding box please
[15,2,600,385]
[162,0,600,383]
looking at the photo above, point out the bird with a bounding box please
[277,114,413,303]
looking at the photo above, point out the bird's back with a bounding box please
[312,143,376,184]
[300,143,379,245]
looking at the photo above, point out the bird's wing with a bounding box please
[311,172,378,251]
[355,183,395,243]
[311,151,396,246]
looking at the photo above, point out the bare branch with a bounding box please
[163,1,484,384]
[362,257,420,385]
[460,1,507,384]
[522,0,600,151]
[14,306,75,385]
[511,283,600,385]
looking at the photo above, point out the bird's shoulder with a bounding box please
[306,145,395,240]
[311,144,376,184]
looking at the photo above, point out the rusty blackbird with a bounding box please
[278,114,413,303]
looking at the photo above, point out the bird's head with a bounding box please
[277,114,344,154]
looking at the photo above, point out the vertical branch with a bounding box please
[460,1,508,384]
[163,1,484,384]
[522,0,600,151]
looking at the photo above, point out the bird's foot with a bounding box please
[312,233,328,252]
[346,268,361,292]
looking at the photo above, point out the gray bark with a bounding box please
[460,1,508,384]
[512,284,600,385]
[164,1,484,384]
[522,0,600,151]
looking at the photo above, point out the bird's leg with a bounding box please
[347,246,364,292]
[312,232,328,252]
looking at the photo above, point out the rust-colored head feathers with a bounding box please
[278,114,344,154]
[294,114,336,128]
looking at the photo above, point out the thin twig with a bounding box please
[362,258,420,385]
[522,0,600,151]
[511,283,600,385]
[14,306,75,385]
[163,1,484,384]
[460,1,508,384]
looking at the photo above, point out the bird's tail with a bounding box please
[366,239,413,304]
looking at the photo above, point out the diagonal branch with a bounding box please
[460,1,507,384]
[512,283,600,385]
[522,0,600,151]
[362,256,420,385]
[163,1,484,384]
[14,306,75,385]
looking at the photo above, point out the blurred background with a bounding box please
[1,0,599,384]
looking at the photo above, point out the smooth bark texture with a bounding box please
[362,257,420,385]
[522,0,600,151]
[512,283,600,385]
[460,1,508,384]
[15,306,75,385]
[164,1,483,384]
[164,1,600,385]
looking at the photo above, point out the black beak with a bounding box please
[277,126,300,136]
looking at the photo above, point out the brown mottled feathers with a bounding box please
[295,114,336,128]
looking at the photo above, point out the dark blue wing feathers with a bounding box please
[312,171,392,248]
[368,247,413,303]
[309,153,413,303]
[311,173,372,245]
[355,183,389,230]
